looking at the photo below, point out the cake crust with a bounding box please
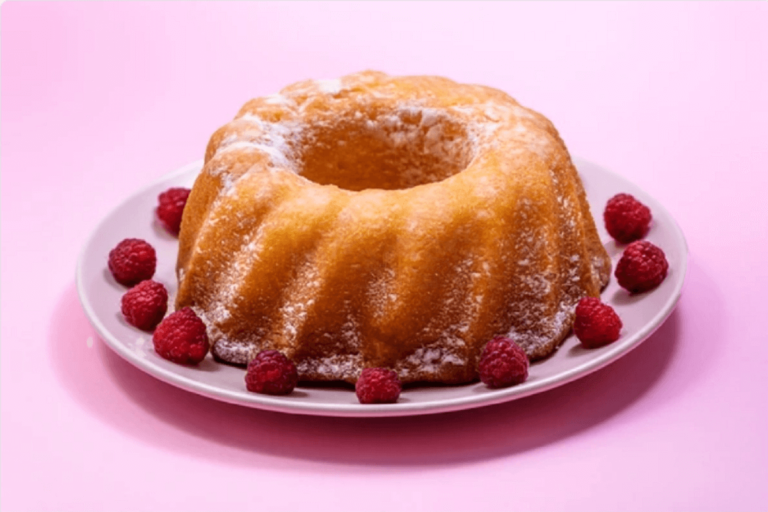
[176,71,611,384]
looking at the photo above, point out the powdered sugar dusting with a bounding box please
[263,93,291,105]
[274,256,323,343]
[315,78,342,95]
[505,299,575,355]
[297,354,363,381]
[395,343,467,380]
[196,221,272,346]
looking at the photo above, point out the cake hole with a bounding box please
[296,107,474,191]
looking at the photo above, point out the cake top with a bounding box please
[204,70,560,193]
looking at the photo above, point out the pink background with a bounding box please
[2,2,767,511]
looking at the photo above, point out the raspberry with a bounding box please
[108,238,157,287]
[573,297,622,348]
[604,193,652,244]
[156,187,191,236]
[615,240,669,293]
[478,336,529,388]
[152,307,209,364]
[120,280,168,331]
[245,350,299,395]
[355,368,402,404]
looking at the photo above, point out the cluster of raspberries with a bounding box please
[604,193,669,294]
[108,188,210,365]
[568,193,669,349]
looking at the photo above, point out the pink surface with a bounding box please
[2,2,767,511]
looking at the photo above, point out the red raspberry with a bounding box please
[120,280,168,331]
[245,350,299,395]
[615,240,669,293]
[108,238,156,286]
[478,336,529,388]
[604,193,652,244]
[152,307,209,364]
[573,297,622,348]
[355,368,402,404]
[156,187,191,236]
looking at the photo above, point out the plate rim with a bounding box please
[76,157,688,418]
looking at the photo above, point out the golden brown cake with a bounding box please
[175,71,611,385]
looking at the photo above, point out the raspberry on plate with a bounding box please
[107,238,157,286]
[245,350,299,395]
[156,187,191,236]
[355,368,402,404]
[573,297,622,348]
[478,336,529,388]
[604,193,652,244]
[152,307,209,364]
[615,240,669,293]
[120,280,168,331]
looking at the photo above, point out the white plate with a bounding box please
[76,157,688,417]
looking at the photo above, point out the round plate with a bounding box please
[76,157,688,417]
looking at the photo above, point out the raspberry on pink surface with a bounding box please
[573,297,622,348]
[107,238,157,286]
[152,307,209,364]
[478,336,529,388]
[615,240,669,293]
[120,280,168,331]
[604,193,652,244]
[355,368,402,404]
[245,350,299,395]
[156,187,191,236]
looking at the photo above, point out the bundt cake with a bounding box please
[175,71,611,385]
